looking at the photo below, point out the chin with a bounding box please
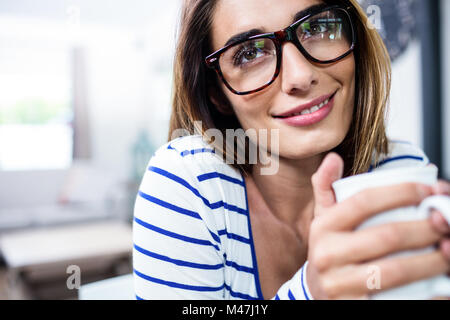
[276,132,346,160]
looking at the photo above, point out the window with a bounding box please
[0,18,73,171]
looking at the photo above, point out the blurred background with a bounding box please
[0,0,448,300]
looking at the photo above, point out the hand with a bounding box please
[306,153,450,300]
[430,179,450,278]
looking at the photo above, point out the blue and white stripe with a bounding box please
[133,135,429,300]
[368,140,429,172]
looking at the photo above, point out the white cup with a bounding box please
[332,165,450,300]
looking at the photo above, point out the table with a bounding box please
[0,220,133,299]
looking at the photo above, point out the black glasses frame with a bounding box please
[205,5,356,96]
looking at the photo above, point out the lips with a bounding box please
[273,91,337,119]
[274,92,336,127]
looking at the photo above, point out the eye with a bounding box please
[233,46,261,66]
[232,39,272,67]
[310,22,327,34]
[300,20,328,38]
[243,48,258,61]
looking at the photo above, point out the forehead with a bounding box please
[210,0,324,50]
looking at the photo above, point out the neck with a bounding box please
[249,153,325,225]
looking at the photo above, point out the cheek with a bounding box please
[346,64,356,119]
[335,56,356,117]
[223,87,272,126]
[335,55,356,94]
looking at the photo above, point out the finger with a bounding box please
[430,210,450,235]
[432,180,450,196]
[311,152,344,215]
[321,250,449,298]
[323,183,433,231]
[367,251,450,294]
[440,238,450,261]
[314,219,442,268]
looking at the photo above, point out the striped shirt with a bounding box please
[133,135,429,300]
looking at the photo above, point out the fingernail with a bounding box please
[431,211,450,234]
[436,183,450,195]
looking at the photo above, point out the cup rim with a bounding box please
[332,164,438,191]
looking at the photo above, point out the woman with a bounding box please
[133,0,450,299]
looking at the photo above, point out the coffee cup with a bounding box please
[332,165,450,300]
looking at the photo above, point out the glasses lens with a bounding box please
[296,8,353,61]
[219,38,277,93]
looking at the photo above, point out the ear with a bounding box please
[208,87,235,116]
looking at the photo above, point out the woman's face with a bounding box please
[210,0,356,161]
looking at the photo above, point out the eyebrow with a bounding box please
[223,3,329,48]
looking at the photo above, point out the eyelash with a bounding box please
[232,46,251,66]
[232,45,269,68]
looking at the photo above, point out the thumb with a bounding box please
[312,152,344,214]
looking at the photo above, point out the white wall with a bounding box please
[0,1,180,183]
[80,3,180,182]
[0,1,180,216]
[83,24,176,181]
[386,41,423,148]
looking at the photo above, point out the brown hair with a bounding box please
[168,0,390,178]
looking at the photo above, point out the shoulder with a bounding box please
[369,139,430,172]
[145,134,242,184]
[136,135,248,245]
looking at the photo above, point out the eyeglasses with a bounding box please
[205,5,356,96]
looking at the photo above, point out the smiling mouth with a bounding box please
[273,91,337,119]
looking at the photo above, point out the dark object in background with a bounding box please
[359,0,444,178]
[417,0,443,178]
[359,0,417,62]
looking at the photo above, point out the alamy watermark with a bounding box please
[366,265,382,291]
[170,121,280,176]
[66,265,81,290]
[366,5,383,31]
[66,4,81,28]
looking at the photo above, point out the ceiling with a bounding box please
[0,0,180,29]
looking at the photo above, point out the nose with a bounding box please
[280,42,318,94]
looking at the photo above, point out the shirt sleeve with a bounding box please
[369,140,430,172]
[271,261,314,300]
[133,146,225,300]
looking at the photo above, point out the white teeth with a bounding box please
[282,97,330,118]
[301,109,311,115]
